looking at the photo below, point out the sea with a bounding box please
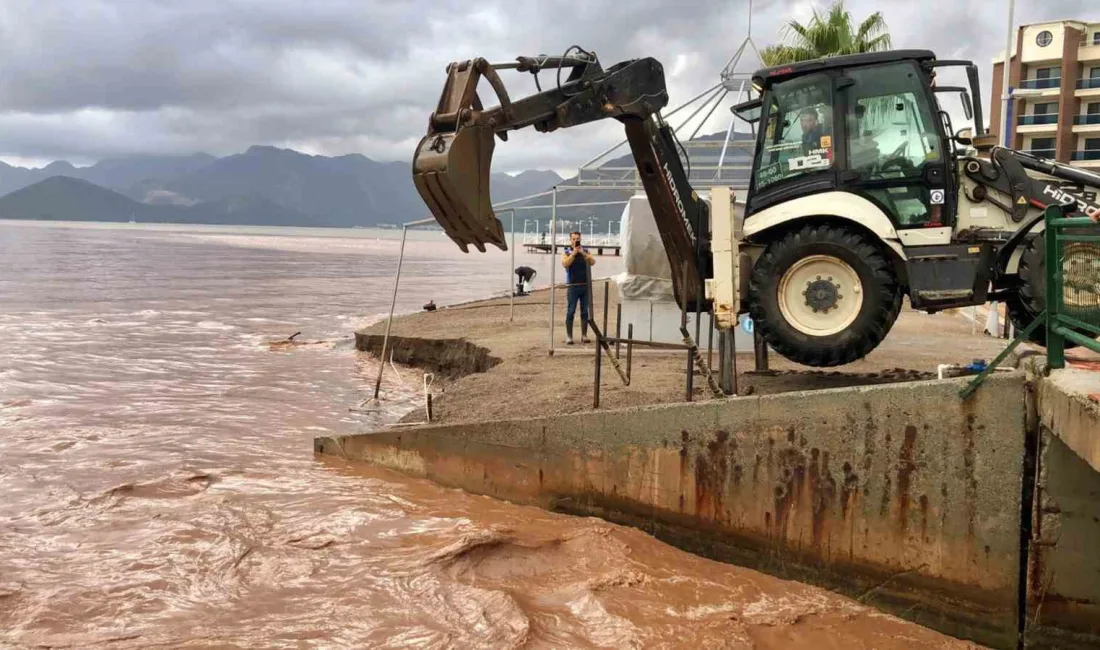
[0,220,966,649]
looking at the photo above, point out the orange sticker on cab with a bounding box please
[820,135,832,148]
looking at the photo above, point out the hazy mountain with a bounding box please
[0,154,218,198]
[0,175,313,226]
[0,130,754,229]
[161,146,565,226]
[88,153,218,194]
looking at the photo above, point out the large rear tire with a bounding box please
[748,223,903,367]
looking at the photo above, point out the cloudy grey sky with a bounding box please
[0,0,1093,173]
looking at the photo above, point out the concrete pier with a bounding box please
[317,374,1029,648]
[1024,362,1100,648]
[327,290,1100,648]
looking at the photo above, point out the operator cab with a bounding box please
[733,50,981,233]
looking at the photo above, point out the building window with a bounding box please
[1092,68,1100,79]
[1089,103,1100,115]
[1031,137,1056,154]
[1094,32,1100,46]
[1036,30,1053,47]
[1033,102,1056,115]
[1086,138,1100,151]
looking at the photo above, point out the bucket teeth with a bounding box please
[412,125,507,253]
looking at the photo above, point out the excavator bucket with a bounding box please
[412,124,506,253]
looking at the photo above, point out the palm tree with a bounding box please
[760,1,892,66]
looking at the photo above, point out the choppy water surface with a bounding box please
[0,221,968,649]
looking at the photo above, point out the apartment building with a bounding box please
[989,19,1100,169]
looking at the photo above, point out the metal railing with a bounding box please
[1071,150,1100,161]
[1023,148,1057,158]
[1020,77,1061,90]
[1077,78,1100,90]
[961,205,1099,398]
[1074,114,1100,125]
[1045,205,1100,368]
[521,232,621,247]
[1019,114,1059,126]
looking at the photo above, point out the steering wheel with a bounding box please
[878,156,916,176]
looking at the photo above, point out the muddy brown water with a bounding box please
[0,221,977,648]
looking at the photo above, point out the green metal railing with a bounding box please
[960,205,1100,398]
[1045,205,1100,368]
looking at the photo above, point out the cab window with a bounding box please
[752,73,834,191]
[844,62,941,180]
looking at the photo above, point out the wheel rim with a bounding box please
[777,254,863,336]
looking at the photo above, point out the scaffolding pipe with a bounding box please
[579,81,724,169]
[506,200,628,211]
[548,187,558,356]
[372,217,436,400]
[675,85,727,136]
[688,88,730,141]
[502,208,515,322]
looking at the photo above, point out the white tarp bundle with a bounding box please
[613,193,677,301]
[613,190,755,351]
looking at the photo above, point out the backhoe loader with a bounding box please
[411,47,1100,367]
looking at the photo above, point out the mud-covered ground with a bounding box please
[355,286,1017,426]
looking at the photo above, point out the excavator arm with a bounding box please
[412,51,712,309]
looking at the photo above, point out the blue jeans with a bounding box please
[565,284,589,339]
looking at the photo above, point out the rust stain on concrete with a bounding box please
[897,425,919,535]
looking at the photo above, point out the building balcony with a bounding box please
[1019,114,1059,125]
[1078,78,1100,90]
[1070,150,1100,161]
[1073,114,1100,134]
[1019,77,1062,90]
[1023,148,1057,158]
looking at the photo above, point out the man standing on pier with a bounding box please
[562,230,595,345]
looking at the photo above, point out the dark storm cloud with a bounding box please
[0,0,1092,170]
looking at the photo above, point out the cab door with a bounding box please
[836,61,953,244]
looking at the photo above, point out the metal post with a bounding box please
[507,209,516,322]
[626,323,634,383]
[731,329,739,395]
[999,0,1016,148]
[685,345,695,402]
[593,327,602,408]
[694,273,703,349]
[548,187,558,355]
[373,224,409,400]
[615,303,622,359]
[602,280,609,336]
[681,264,692,402]
[1045,207,1065,369]
[717,329,726,391]
[707,315,714,370]
[753,328,769,372]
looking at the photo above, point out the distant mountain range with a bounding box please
[0,146,565,228]
[0,129,755,229]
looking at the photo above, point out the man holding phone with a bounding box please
[561,230,595,344]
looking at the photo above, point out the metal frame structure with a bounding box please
[574,1,764,189]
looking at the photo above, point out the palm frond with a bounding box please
[763,0,892,63]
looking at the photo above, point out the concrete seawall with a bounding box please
[316,373,1028,647]
[1026,365,1100,648]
